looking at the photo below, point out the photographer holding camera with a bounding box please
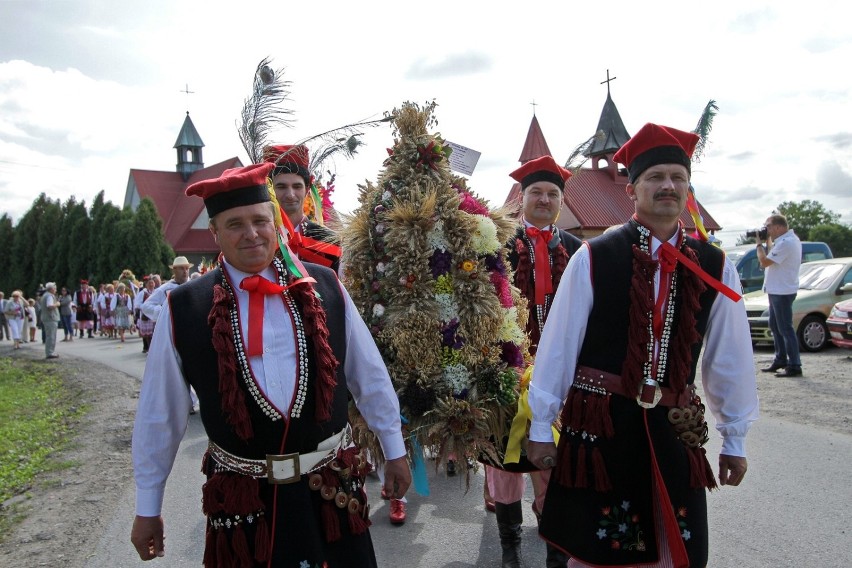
[755,214,802,376]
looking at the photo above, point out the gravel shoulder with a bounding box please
[0,342,849,567]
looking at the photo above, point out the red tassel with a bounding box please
[254,515,271,563]
[348,508,371,535]
[203,525,217,567]
[686,447,703,489]
[591,446,612,492]
[215,527,233,567]
[699,447,718,490]
[569,390,584,432]
[601,394,615,439]
[202,474,226,516]
[231,524,253,568]
[574,444,588,488]
[555,440,573,488]
[209,283,254,440]
[321,501,341,543]
[290,282,339,422]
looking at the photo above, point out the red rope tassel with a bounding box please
[348,507,370,535]
[574,444,588,488]
[699,447,718,490]
[231,524,253,568]
[568,390,584,432]
[209,283,254,440]
[321,501,341,543]
[554,439,573,488]
[591,446,612,492]
[601,395,615,439]
[290,282,339,422]
[203,525,216,567]
[254,515,271,563]
[215,527,233,568]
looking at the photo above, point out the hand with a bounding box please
[382,456,412,499]
[718,454,748,486]
[130,515,165,560]
[527,440,558,470]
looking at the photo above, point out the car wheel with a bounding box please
[798,315,828,352]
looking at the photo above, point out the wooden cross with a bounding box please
[600,70,617,94]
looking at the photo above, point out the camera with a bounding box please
[745,227,768,240]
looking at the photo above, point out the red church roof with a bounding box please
[125,157,243,256]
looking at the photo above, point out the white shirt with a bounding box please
[132,259,405,516]
[764,229,802,295]
[139,280,181,322]
[528,235,759,458]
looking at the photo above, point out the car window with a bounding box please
[799,263,844,290]
[842,268,852,288]
[741,256,762,280]
[803,252,828,262]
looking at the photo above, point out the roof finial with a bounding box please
[600,69,617,95]
[179,83,195,113]
[530,99,538,116]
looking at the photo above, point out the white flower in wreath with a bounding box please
[498,307,525,344]
[470,215,501,254]
[375,223,385,234]
[443,363,471,394]
[436,294,459,322]
[376,262,386,273]
[382,190,392,201]
[426,221,449,250]
[372,304,385,318]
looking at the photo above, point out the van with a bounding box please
[724,242,833,293]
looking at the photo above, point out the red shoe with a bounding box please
[389,499,406,524]
[381,486,390,500]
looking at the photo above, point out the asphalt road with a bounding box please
[45,335,852,567]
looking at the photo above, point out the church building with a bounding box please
[123,112,241,267]
[504,86,721,239]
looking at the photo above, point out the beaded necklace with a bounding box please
[219,256,310,421]
[635,221,679,387]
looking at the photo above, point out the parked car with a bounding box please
[743,257,852,352]
[826,297,852,350]
[724,242,833,293]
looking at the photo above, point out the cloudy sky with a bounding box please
[2,0,850,246]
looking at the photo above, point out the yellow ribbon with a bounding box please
[503,366,560,465]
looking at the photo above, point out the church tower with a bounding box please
[174,112,205,181]
[584,76,631,179]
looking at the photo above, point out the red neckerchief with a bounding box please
[238,274,288,357]
[525,226,554,305]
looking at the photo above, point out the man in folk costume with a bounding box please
[135,275,157,353]
[264,144,343,273]
[74,279,95,338]
[130,163,410,567]
[527,123,759,568]
[488,155,580,567]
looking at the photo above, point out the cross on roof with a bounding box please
[530,99,538,115]
[180,83,195,112]
[600,70,617,95]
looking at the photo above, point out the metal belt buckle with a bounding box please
[636,377,662,409]
[266,453,301,484]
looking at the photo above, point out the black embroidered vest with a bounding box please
[577,221,724,386]
[170,262,349,459]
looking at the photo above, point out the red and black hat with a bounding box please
[186,162,274,217]
[613,123,699,183]
[263,144,311,186]
[509,155,572,190]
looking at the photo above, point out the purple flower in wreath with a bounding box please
[441,319,464,349]
[483,254,505,275]
[430,250,452,278]
[499,341,524,369]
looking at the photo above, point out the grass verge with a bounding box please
[0,357,86,539]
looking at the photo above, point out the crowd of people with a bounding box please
[0,260,209,359]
